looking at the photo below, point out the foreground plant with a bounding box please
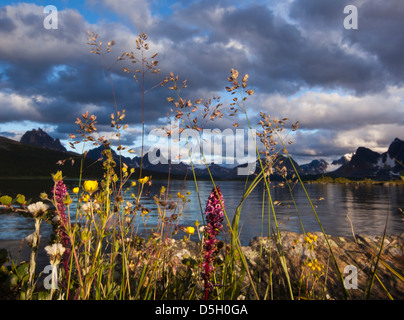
[26,201,49,299]
[44,243,65,300]
[202,186,225,300]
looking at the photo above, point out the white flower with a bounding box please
[45,243,65,265]
[27,201,49,218]
[25,233,41,247]
[81,200,100,213]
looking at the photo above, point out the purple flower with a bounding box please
[202,186,224,300]
[52,180,71,277]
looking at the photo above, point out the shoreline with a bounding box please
[1,231,403,299]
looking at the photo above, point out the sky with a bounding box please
[0,0,404,165]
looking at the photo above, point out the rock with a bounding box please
[124,231,404,300]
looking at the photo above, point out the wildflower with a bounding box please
[40,192,49,200]
[82,194,90,202]
[80,228,91,243]
[27,201,49,218]
[122,166,127,173]
[185,226,195,235]
[202,186,225,300]
[81,201,100,213]
[138,176,150,184]
[45,243,66,266]
[307,258,323,272]
[51,171,63,183]
[304,232,318,245]
[44,243,66,291]
[141,208,150,216]
[83,180,98,193]
[131,181,137,187]
[52,179,71,279]
[72,187,79,193]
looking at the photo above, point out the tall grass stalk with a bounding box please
[279,141,350,299]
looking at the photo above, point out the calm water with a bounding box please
[1,178,404,250]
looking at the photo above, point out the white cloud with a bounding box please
[0,91,43,121]
[257,85,404,131]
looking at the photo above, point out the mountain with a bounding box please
[334,138,404,180]
[0,135,102,178]
[300,159,329,175]
[5,128,404,181]
[298,153,355,175]
[332,153,354,166]
[86,144,138,168]
[20,128,67,152]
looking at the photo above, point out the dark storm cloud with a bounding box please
[1,1,404,158]
[290,0,404,92]
[149,1,393,96]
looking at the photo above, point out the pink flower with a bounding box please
[52,180,71,281]
[202,186,224,300]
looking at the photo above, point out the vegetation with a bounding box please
[0,32,402,300]
[307,175,404,185]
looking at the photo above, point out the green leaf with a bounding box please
[0,195,12,206]
[15,194,26,205]
[16,262,30,280]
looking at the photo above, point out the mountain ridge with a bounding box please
[1,129,403,181]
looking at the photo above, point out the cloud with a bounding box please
[0,1,403,161]
[256,86,404,131]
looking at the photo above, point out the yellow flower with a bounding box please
[83,180,98,193]
[177,192,185,199]
[307,259,322,272]
[141,208,150,216]
[185,226,195,235]
[131,181,136,187]
[82,194,90,202]
[138,176,150,184]
[122,167,127,173]
[72,187,79,194]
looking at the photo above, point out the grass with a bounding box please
[0,32,402,300]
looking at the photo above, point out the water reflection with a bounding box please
[1,179,403,247]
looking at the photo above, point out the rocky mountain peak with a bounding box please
[387,138,404,163]
[20,128,67,153]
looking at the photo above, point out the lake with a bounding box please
[1,178,404,263]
